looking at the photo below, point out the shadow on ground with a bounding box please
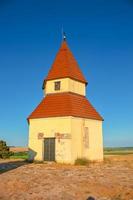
[0,160,30,174]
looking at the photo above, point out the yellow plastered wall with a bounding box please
[28,117,72,163]
[71,117,103,163]
[28,116,103,163]
[44,78,86,96]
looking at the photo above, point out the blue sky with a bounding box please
[0,0,133,147]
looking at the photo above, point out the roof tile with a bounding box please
[45,41,87,84]
[28,92,103,121]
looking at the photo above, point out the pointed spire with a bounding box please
[45,39,87,84]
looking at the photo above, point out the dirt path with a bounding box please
[0,155,133,200]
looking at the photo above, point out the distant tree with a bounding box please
[0,140,12,159]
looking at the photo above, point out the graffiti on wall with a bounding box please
[37,132,44,139]
[55,132,71,142]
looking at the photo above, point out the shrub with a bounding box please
[10,151,28,159]
[75,158,89,165]
[0,140,12,159]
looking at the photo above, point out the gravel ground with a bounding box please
[0,155,133,200]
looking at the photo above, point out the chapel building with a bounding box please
[28,37,103,163]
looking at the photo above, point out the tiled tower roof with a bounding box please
[45,40,87,84]
[28,92,103,121]
[28,39,103,122]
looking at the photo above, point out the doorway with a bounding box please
[44,138,55,161]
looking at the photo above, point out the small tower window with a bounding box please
[54,81,61,90]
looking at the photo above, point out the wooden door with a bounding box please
[44,138,55,161]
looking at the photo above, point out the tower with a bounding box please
[28,37,103,163]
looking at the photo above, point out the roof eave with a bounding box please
[44,76,88,85]
[28,115,103,122]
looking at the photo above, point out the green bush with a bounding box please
[75,158,89,165]
[0,140,12,159]
[10,152,28,159]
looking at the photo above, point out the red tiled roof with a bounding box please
[28,92,103,121]
[45,41,87,84]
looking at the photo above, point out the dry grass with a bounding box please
[0,155,133,200]
[9,146,28,153]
